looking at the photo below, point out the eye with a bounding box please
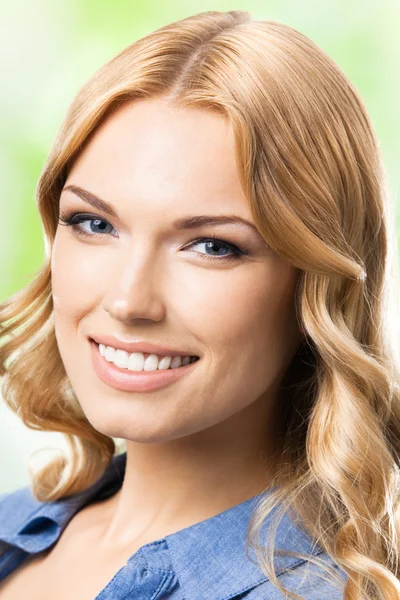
[58,212,116,238]
[57,212,250,262]
[183,237,248,261]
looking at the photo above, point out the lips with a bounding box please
[92,340,197,363]
[89,339,200,393]
[89,334,198,358]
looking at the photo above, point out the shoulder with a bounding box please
[236,552,348,599]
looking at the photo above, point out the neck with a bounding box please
[92,389,281,553]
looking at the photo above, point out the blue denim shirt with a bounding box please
[0,451,347,598]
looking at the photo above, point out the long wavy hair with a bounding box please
[1,10,399,599]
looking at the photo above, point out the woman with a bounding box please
[0,9,399,600]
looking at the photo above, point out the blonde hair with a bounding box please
[1,10,400,599]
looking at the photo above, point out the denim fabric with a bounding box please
[0,452,348,598]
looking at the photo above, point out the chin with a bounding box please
[84,411,191,445]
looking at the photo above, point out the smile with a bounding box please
[89,340,200,393]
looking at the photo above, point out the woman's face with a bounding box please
[51,98,302,445]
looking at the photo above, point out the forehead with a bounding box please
[65,98,251,218]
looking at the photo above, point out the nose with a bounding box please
[102,247,166,324]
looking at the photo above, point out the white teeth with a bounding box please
[98,343,196,372]
[127,352,145,371]
[143,354,159,372]
[158,356,172,370]
[170,356,182,369]
[114,349,129,369]
[104,346,116,362]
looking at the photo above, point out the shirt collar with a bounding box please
[0,452,325,600]
[165,491,325,599]
[0,452,126,553]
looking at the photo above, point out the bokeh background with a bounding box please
[1,0,399,493]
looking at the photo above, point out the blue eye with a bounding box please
[57,212,250,262]
[186,237,246,260]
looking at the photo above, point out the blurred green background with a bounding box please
[0,0,399,492]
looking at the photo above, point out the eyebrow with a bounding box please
[61,184,261,235]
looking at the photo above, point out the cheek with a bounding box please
[187,263,298,366]
[51,234,111,322]
[173,263,300,418]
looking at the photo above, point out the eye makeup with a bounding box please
[58,211,252,262]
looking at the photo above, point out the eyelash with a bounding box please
[57,212,250,262]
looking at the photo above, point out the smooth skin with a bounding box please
[50,97,303,557]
